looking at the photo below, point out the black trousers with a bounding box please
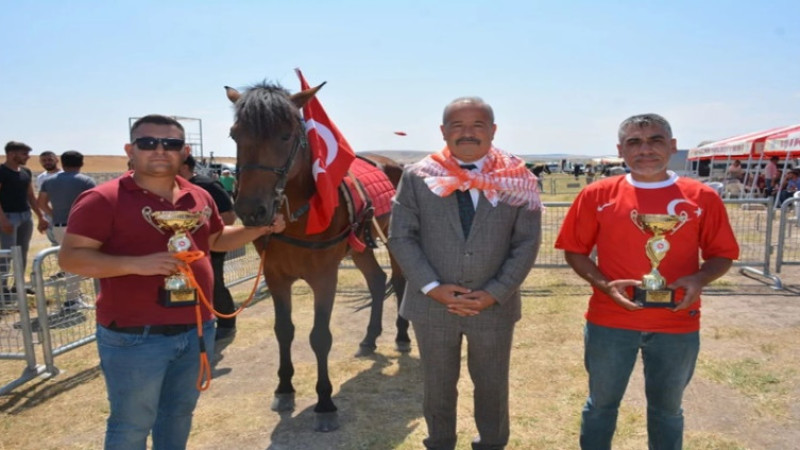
[211,251,236,328]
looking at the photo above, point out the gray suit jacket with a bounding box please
[388,163,542,326]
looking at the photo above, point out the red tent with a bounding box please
[763,125,800,157]
[688,124,798,161]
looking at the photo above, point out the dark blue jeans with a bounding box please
[580,322,699,450]
[97,320,215,450]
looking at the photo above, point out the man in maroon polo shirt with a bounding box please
[58,115,285,450]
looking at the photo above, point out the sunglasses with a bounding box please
[132,137,186,151]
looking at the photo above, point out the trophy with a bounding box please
[630,211,686,307]
[143,208,206,307]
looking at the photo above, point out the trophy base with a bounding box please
[633,287,675,308]
[159,287,198,307]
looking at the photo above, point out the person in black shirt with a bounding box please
[179,154,238,340]
[1,141,47,293]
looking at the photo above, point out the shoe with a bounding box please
[215,327,237,341]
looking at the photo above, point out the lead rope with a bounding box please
[174,249,267,391]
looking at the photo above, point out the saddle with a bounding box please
[340,156,395,252]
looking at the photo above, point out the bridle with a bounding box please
[236,117,308,212]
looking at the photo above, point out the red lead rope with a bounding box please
[173,250,266,391]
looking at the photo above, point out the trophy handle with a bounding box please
[142,207,166,235]
[630,210,646,233]
[669,211,689,235]
[190,206,212,234]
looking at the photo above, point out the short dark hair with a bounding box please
[184,153,197,171]
[5,141,31,154]
[618,114,673,143]
[129,115,185,140]
[40,150,57,158]
[60,150,83,168]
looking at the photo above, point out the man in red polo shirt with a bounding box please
[58,115,284,450]
[555,113,739,450]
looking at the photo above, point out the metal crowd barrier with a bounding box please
[775,196,800,274]
[0,246,47,395]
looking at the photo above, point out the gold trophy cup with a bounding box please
[631,212,684,307]
[146,210,205,307]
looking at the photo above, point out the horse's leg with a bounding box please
[268,276,297,412]
[306,268,340,432]
[389,254,411,352]
[351,249,387,357]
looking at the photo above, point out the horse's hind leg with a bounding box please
[389,255,411,352]
[307,271,340,432]
[352,249,388,356]
[269,279,296,413]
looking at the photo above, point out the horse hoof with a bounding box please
[355,344,376,357]
[314,411,340,432]
[396,341,412,353]
[271,393,295,412]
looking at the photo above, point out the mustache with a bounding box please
[456,137,481,145]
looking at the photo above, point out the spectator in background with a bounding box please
[36,150,62,246]
[179,154,239,341]
[778,169,799,204]
[37,150,96,311]
[218,169,236,199]
[764,156,779,197]
[36,150,96,244]
[585,164,596,184]
[0,141,47,295]
[726,160,744,182]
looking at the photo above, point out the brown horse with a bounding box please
[224,81,409,431]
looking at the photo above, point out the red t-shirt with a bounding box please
[67,173,224,327]
[555,173,739,333]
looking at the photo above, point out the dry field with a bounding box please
[1,265,799,449]
[1,156,799,449]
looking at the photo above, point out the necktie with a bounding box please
[456,164,477,237]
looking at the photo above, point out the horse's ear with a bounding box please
[225,86,241,104]
[290,82,326,109]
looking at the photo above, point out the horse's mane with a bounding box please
[234,81,299,139]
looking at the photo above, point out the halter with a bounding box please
[236,117,308,211]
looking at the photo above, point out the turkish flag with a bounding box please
[296,68,356,234]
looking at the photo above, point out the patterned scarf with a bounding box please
[413,146,542,211]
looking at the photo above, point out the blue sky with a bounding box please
[2,1,799,159]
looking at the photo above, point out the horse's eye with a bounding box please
[281,134,292,141]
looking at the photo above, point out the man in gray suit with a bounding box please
[388,97,542,450]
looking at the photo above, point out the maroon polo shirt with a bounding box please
[67,173,224,327]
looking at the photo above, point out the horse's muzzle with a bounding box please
[234,197,275,227]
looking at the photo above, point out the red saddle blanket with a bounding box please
[341,157,395,252]
[346,157,395,218]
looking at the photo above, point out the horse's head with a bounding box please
[225,82,323,226]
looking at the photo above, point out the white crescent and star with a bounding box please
[306,119,339,181]
[666,198,703,218]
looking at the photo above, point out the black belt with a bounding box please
[106,322,197,336]
[53,223,67,227]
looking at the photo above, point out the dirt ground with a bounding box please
[2,265,797,449]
